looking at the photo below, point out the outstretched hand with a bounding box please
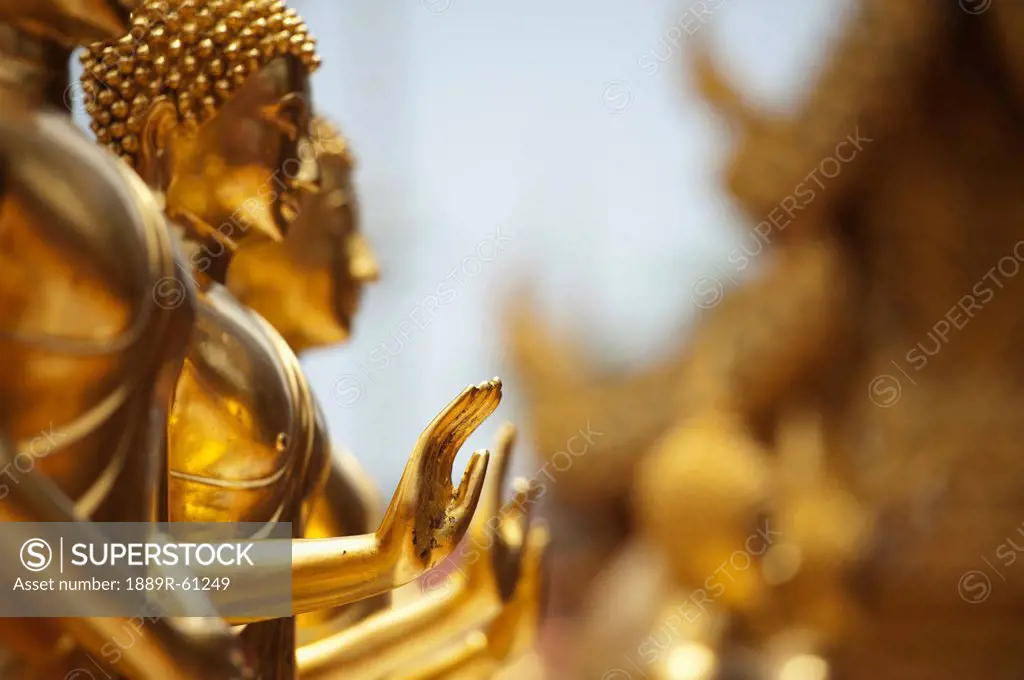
[392,521,550,680]
[378,379,503,580]
[482,520,549,661]
[463,424,539,598]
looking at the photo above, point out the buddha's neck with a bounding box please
[0,22,70,113]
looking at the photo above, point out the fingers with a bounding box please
[520,523,550,592]
[491,422,517,490]
[417,378,501,505]
[495,480,537,555]
[412,378,503,485]
[446,450,491,544]
[510,524,550,647]
[504,482,533,528]
[472,423,517,538]
[509,524,550,627]
[440,380,504,435]
[485,522,550,659]
[464,477,538,597]
[393,380,504,569]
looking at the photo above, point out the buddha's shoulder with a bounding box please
[169,284,316,523]
[0,111,177,294]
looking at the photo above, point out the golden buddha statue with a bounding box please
[636,1,1024,677]
[71,0,543,677]
[0,1,253,677]
[81,0,496,579]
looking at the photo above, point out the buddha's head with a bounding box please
[81,0,319,242]
[81,0,379,351]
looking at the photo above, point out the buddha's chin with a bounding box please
[335,294,362,335]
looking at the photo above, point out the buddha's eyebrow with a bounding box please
[258,93,309,141]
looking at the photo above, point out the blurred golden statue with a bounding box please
[505,292,693,677]
[0,0,545,677]
[0,1,249,677]
[636,1,1024,678]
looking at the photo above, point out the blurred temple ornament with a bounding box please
[505,288,700,678]
[635,0,1024,678]
[0,0,544,678]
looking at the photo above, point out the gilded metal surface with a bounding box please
[394,521,549,680]
[0,0,132,47]
[226,116,380,354]
[82,0,502,618]
[0,0,546,678]
[297,424,539,678]
[81,0,320,165]
[0,4,247,677]
[295,446,391,641]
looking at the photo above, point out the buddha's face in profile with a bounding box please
[82,0,379,351]
[242,115,380,348]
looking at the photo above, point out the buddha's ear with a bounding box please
[259,93,309,143]
[136,97,178,191]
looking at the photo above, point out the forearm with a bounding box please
[223,533,393,625]
[390,630,492,680]
[298,573,497,677]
